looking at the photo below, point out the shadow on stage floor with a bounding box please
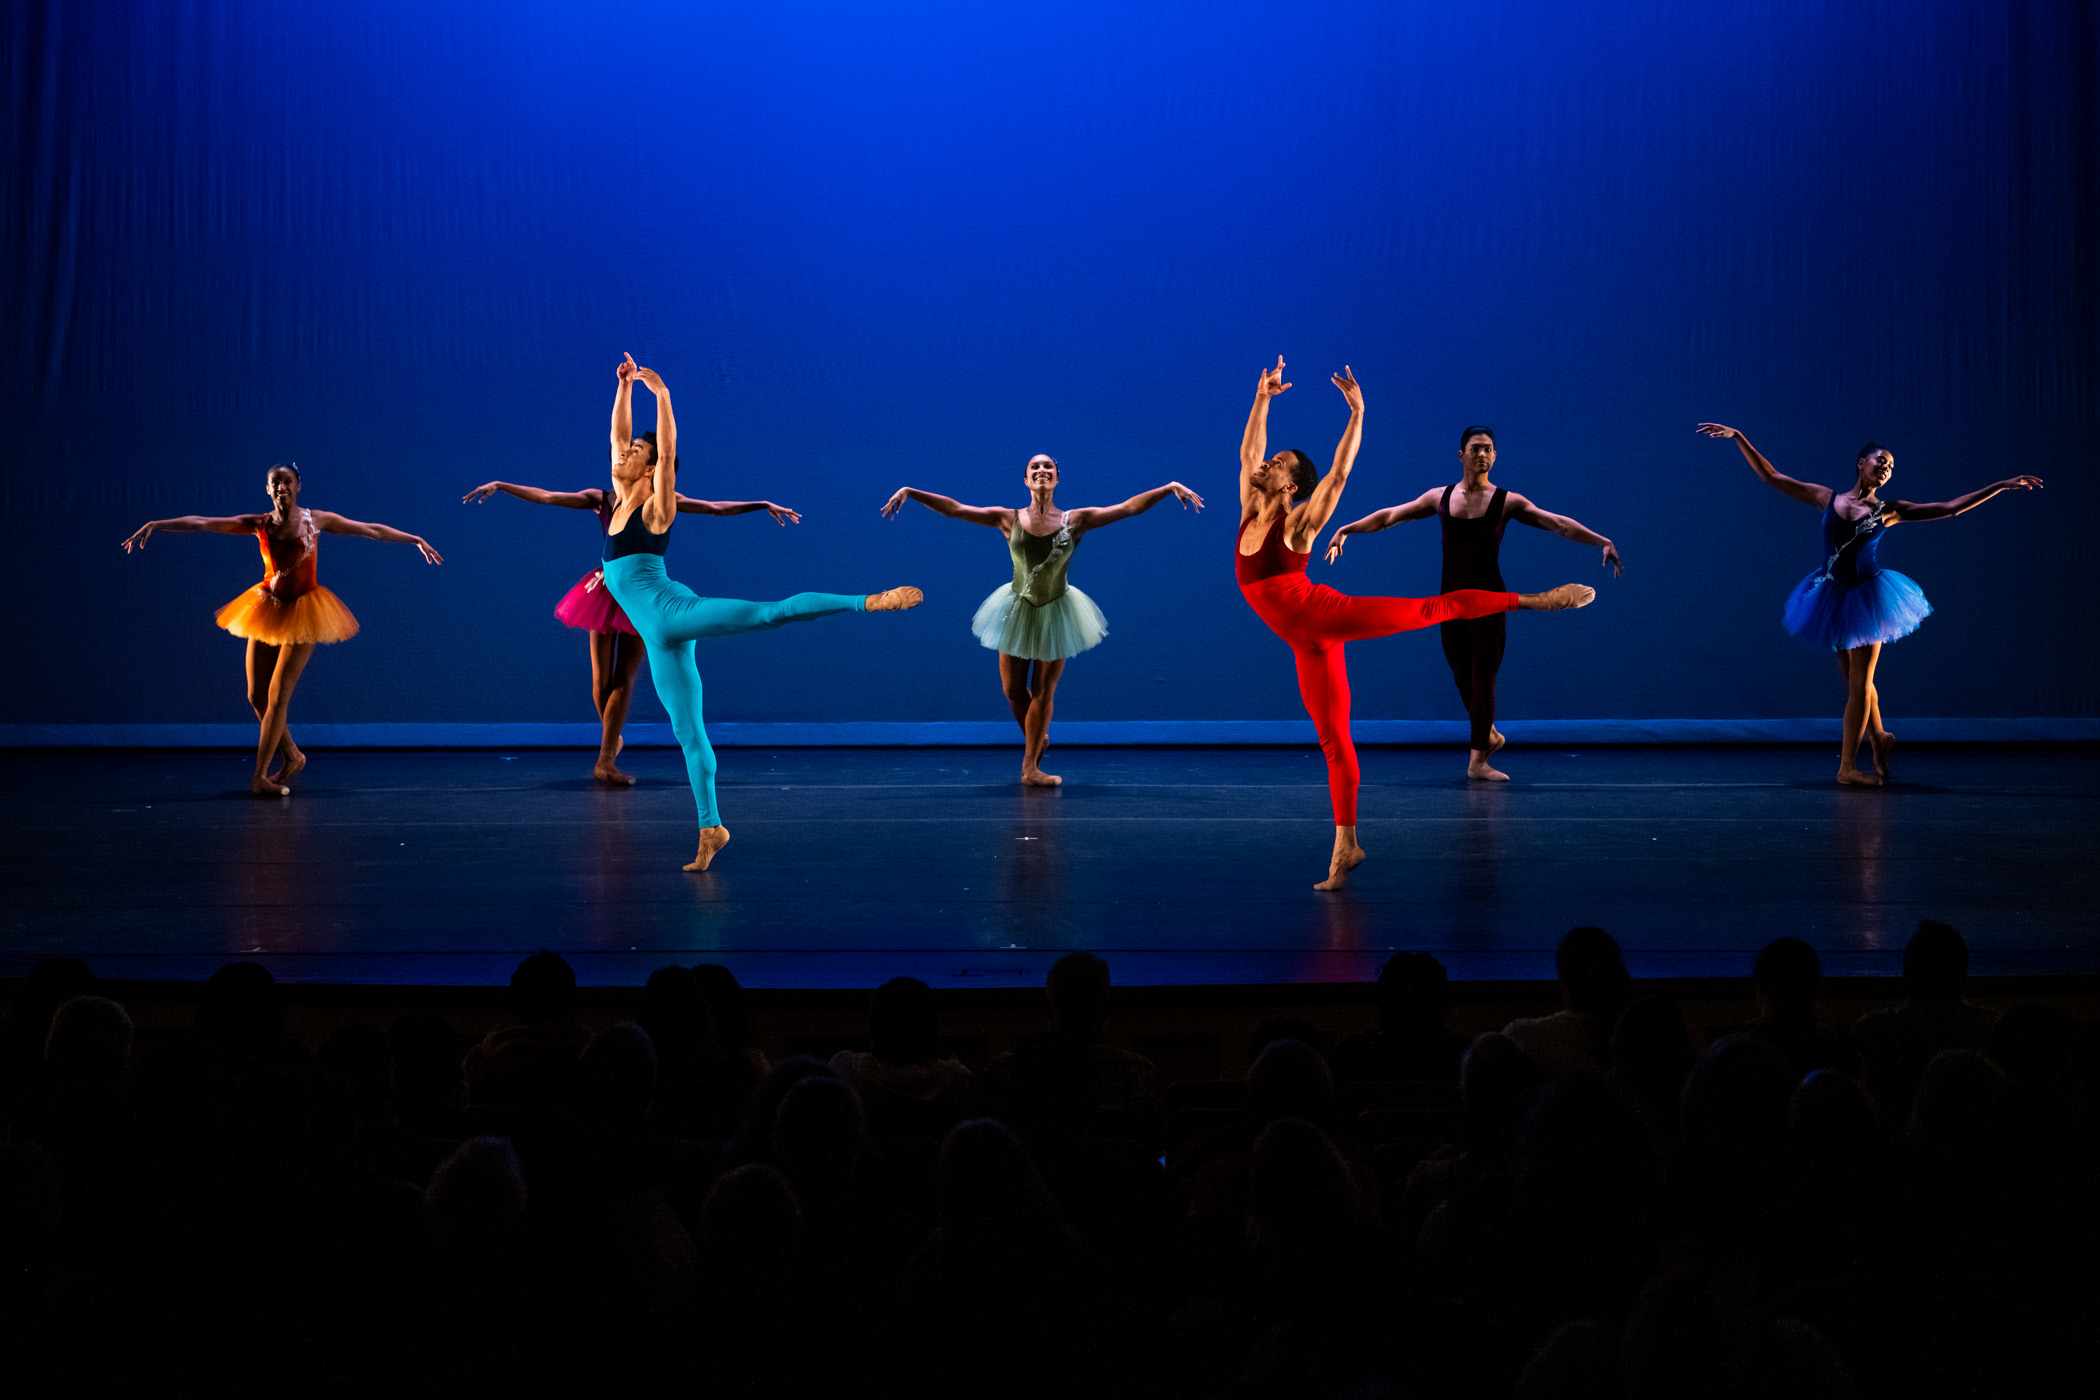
[3,745,2093,988]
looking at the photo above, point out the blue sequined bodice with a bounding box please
[1819,497,1888,587]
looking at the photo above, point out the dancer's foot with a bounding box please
[250,774,290,797]
[1315,843,1367,892]
[865,585,924,612]
[1870,730,1897,781]
[1488,727,1507,754]
[275,744,307,784]
[1835,765,1882,787]
[1467,751,1510,782]
[594,735,636,786]
[684,825,731,872]
[1021,767,1063,786]
[1518,584,1597,611]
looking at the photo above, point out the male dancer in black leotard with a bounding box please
[1324,426,1622,780]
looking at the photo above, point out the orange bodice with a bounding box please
[256,510,320,601]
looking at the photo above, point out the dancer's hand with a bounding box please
[1694,423,1738,439]
[764,502,802,525]
[880,488,911,518]
[1258,357,1291,397]
[414,538,444,565]
[1602,542,1624,578]
[1324,530,1348,564]
[617,353,638,384]
[120,522,155,552]
[1167,482,1205,512]
[1996,475,2044,492]
[634,365,667,394]
[462,482,501,504]
[1331,366,1362,412]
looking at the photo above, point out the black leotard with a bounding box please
[604,507,671,562]
[1438,484,1508,752]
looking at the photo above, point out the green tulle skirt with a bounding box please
[970,583,1108,662]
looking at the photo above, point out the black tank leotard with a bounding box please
[1437,484,1508,752]
[604,506,671,562]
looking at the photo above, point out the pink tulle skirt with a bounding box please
[554,567,638,636]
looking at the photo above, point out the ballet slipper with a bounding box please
[865,586,924,612]
[1518,584,1596,611]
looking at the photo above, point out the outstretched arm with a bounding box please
[314,511,443,564]
[462,482,602,509]
[679,496,801,525]
[1068,482,1205,533]
[1239,357,1292,512]
[1696,423,1830,508]
[880,487,1014,530]
[1287,368,1364,546]
[610,353,638,463]
[119,514,260,552]
[634,367,677,532]
[1506,493,1624,578]
[1890,475,2043,522]
[1323,490,1438,563]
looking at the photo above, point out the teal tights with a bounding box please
[602,553,864,827]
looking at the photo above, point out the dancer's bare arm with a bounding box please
[313,512,444,564]
[120,514,262,551]
[462,482,602,509]
[1506,494,1624,577]
[634,366,677,532]
[1889,475,2043,523]
[1287,368,1364,549]
[1697,423,1829,508]
[880,488,1014,530]
[1069,482,1204,534]
[1239,357,1291,512]
[1323,489,1438,562]
[680,497,802,524]
[609,353,639,462]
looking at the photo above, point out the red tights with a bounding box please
[1242,576,1519,824]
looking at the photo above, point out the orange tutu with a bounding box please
[214,584,360,645]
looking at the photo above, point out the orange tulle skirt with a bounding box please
[214,584,360,645]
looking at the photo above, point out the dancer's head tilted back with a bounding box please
[1251,449,1318,504]
[1854,442,1894,493]
[614,430,659,486]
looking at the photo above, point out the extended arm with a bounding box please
[462,482,602,509]
[314,511,443,564]
[679,496,801,525]
[1239,357,1292,511]
[1068,482,1205,533]
[1696,423,1830,508]
[879,487,1014,530]
[1289,368,1364,547]
[1890,475,2043,522]
[610,353,638,462]
[119,514,259,552]
[634,367,677,532]
[1506,493,1624,577]
[1323,491,1437,562]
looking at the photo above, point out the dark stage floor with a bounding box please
[3,746,2094,988]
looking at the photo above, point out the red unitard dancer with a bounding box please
[1234,359,1597,889]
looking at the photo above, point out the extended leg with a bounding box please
[1292,644,1368,891]
[658,591,869,645]
[1837,643,1883,786]
[1307,588,1520,648]
[590,631,640,786]
[251,642,315,796]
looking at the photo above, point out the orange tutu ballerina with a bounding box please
[214,509,361,645]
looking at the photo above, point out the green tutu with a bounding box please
[970,583,1108,661]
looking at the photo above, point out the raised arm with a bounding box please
[462,482,604,509]
[610,353,638,462]
[1505,493,1624,577]
[879,487,1014,530]
[1067,482,1205,533]
[1323,489,1438,563]
[119,514,260,552]
[1287,368,1364,546]
[678,496,802,525]
[1239,356,1292,512]
[314,511,443,564]
[1889,475,2043,522]
[634,367,677,532]
[1696,423,1830,508]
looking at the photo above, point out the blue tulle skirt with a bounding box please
[1782,568,1932,651]
[970,584,1109,662]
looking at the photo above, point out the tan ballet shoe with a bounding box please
[865,586,924,612]
[1520,584,1597,611]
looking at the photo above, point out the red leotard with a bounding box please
[1237,514,1518,825]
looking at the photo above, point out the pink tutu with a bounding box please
[554,567,638,636]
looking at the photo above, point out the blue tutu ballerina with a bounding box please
[882,456,1203,786]
[1699,423,2042,786]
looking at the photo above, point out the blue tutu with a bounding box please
[1782,568,1932,651]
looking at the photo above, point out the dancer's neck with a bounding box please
[1026,486,1059,521]
[1462,465,1494,492]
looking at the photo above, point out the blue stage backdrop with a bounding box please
[5,0,2094,739]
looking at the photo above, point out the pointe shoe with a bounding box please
[865,585,924,612]
[1521,583,1597,611]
